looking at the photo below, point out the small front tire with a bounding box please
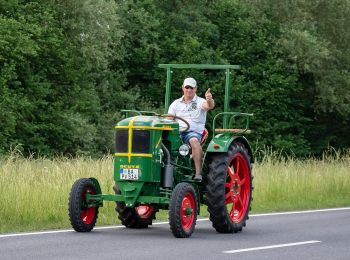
[68,178,99,232]
[169,182,198,238]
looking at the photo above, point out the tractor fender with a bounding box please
[89,177,102,194]
[206,134,254,163]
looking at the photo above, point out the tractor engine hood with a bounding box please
[115,115,179,130]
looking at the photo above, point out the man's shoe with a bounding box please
[194,175,202,182]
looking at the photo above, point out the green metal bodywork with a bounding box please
[86,64,253,210]
[205,111,254,160]
[113,116,180,206]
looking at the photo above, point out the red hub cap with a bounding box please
[81,189,96,225]
[225,153,251,223]
[136,205,154,219]
[180,192,195,230]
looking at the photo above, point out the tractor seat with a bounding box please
[200,128,209,145]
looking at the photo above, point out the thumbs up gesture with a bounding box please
[205,88,213,101]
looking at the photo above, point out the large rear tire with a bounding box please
[169,182,198,238]
[206,142,253,233]
[113,185,157,228]
[68,178,99,232]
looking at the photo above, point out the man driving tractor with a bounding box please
[68,64,253,238]
[168,77,215,181]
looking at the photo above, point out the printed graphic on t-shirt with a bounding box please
[177,102,200,119]
[189,102,197,111]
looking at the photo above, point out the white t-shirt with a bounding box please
[168,95,207,134]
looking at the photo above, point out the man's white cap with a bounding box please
[183,77,197,88]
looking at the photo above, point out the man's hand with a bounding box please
[203,88,215,110]
[205,88,213,101]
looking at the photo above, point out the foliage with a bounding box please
[249,0,350,153]
[0,0,349,156]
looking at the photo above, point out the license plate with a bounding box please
[120,168,139,180]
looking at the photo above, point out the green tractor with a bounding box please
[68,64,254,238]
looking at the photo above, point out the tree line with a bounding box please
[1,0,349,157]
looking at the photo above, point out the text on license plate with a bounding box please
[120,168,139,180]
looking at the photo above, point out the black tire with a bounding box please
[68,178,99,232]
[113,185,157,228]
[169,182,198,238]
[206,142,253,233]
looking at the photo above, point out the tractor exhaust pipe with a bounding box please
[161,143,173,188]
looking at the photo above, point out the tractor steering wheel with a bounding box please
[160,114,190,132]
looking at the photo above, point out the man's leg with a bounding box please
[189,138,203,178]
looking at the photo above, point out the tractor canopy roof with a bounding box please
[158,64,240,114]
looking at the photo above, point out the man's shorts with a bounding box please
[180,131,202,144]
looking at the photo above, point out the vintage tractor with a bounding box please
[68,64,254,238]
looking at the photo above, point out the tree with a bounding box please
[248,0,350,153]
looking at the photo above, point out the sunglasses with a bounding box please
[184,85,195,90]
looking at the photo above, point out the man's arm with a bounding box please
[202,88,215,111]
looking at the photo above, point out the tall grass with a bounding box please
[0,154,117,234]
[252,149,350,212]
[1,150,350,234]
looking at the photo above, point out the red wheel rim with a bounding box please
[136,205,154,219]
[225,153,251,223]
[81,188,96,225]
[180,192,196,231]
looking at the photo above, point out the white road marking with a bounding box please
[1,207,349,239]
[223,240,322,254]
[0,221,170,238]
[0,229,74,238]
[250,207,350,217]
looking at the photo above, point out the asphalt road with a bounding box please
[1,207,350,260]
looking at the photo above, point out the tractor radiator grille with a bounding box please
[132,130,150,153]
[115,129,150,154]
[115,130,128,153]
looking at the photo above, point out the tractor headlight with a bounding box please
[179,144,191,156]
